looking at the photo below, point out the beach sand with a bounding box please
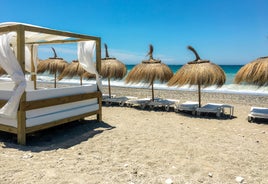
[0,85,268,184]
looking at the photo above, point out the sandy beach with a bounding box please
[0,85,268,184]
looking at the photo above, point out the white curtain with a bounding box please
[25,45,31,73]
[0,33,26,118]
[77,41,102,91]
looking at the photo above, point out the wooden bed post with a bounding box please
[96,38,102,122]
[16,25,27,145]
[30,45,37,90]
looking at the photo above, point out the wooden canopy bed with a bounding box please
[0,23,102,145]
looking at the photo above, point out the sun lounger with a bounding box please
[248,107,268,122]
[103,96,137,106]
[174,101,199,115]
[102,94,116,100]
[125,98,151,109]
[196,103,234,118]
[126,97,179,111]
[146,98,180,111]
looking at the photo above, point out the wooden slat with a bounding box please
[23,24,100,41]
[0,100,7,107]
[0,124,17,134]
[26,38,88,45]
[17,109,26,145]
[26,110,99,133]
[21,91,101,111]
[97,96,102,122]
[0,24,100,43]
[0,25,18,33]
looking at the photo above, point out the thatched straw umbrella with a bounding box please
[101,43,127,98]
[82,72,96,80]
[234,56,268,86]
[58,60,95,85]
[125,44,173,101]
[37,47,68,88]
[168,46,226,107]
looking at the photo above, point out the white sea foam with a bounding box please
[1,75,267,96]
[97,78,268,95]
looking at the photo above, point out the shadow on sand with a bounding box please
[0,120,115,152]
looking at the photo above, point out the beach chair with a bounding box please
[196,103,234,118]
[146,98,180,111]
[174,101,199,115]
[103,96,137,106]
[102,93,116,100]
[125,98,152,109]
[248,107,268,123]
[126,97,179,111]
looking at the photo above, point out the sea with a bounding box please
[1,65,268,96]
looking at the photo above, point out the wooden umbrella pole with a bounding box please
[151,82,154,101]
[108,77,111,98]
[198,84,201,108]
[54,73,57,88]
[80,76,82,85]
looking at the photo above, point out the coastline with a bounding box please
[37,81,268,107]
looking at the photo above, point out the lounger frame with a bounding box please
[196,103,234,118]
[0,23,102,145]
[248,107,268,123]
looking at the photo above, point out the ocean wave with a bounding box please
[97,79,268,95]
[1,75,267,96]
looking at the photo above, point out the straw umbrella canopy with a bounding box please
[168,46,226,107]
[82,71,96,80]
[37,47,68,88]
[58,60,95,85]
[101,43,127,98]
[125,44,173,101]
[234,56,268,86]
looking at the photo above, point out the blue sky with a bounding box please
[1,0,268,65]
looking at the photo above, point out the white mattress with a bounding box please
[249,107,268,118]
[0,103,99,128]
[26,99,98,119]
[0,80,34,91]
[0,84,100,128]
[0,84,98,100]
[26,84,97,101]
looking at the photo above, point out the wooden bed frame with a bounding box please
[0,23,102,145]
